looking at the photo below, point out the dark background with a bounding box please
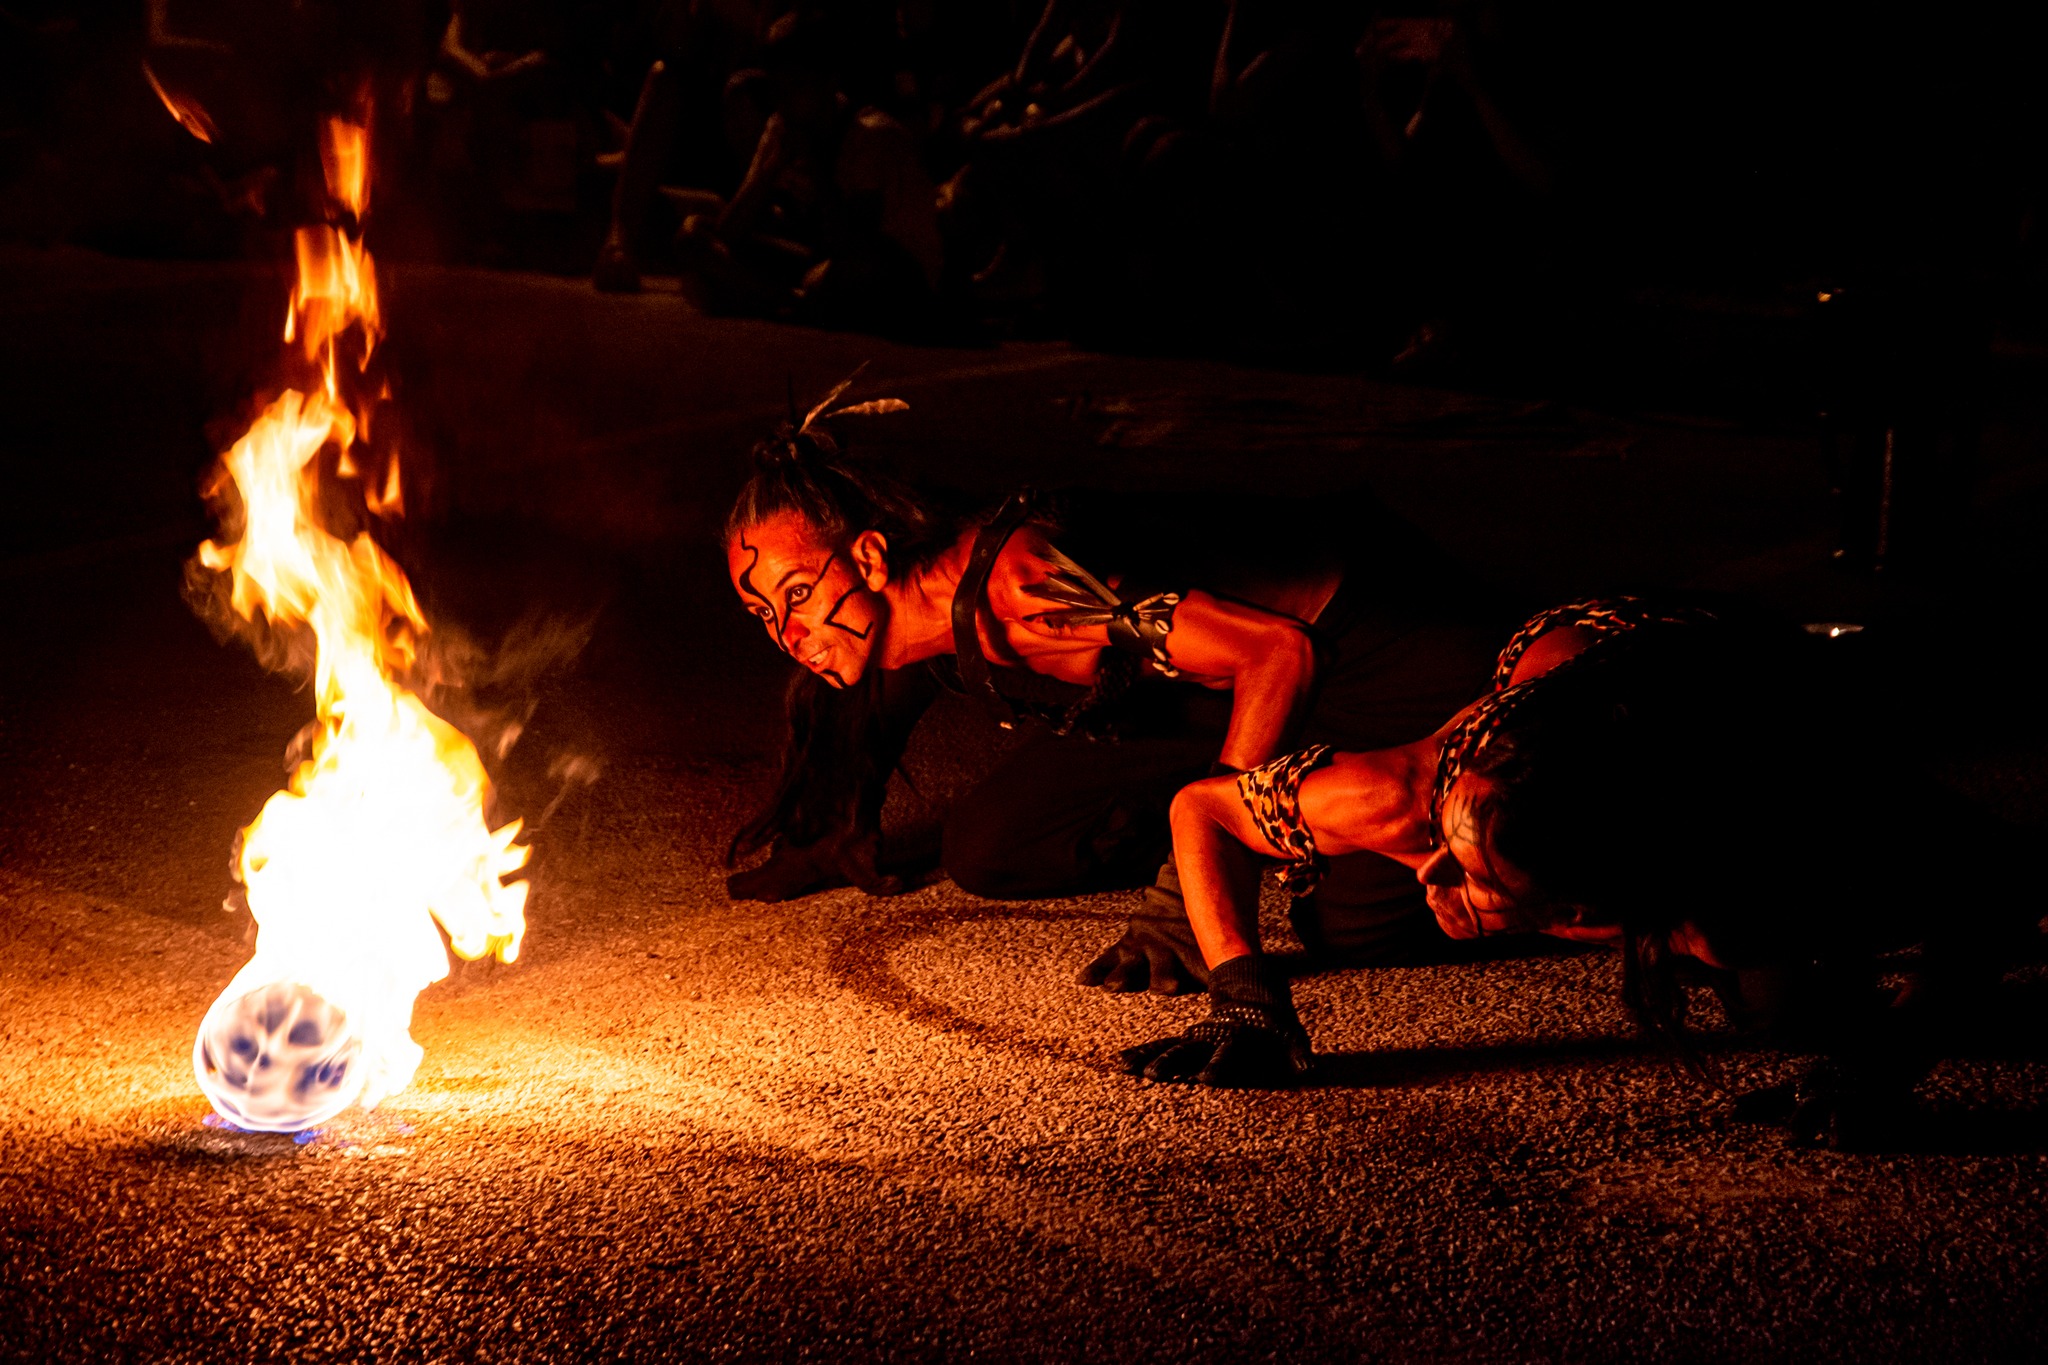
[3,4,2047,1361]
[6,0,2044,366]
[5,0,2047,583]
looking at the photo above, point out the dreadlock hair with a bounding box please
[1459,641,1702,1048]
[723,421,952,568]
[723,402,957,866]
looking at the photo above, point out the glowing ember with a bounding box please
[191,113,529,1132]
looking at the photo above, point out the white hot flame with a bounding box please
[192,115,528,1132]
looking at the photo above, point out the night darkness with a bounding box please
[2,3,2046,1361]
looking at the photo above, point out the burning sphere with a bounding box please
[184,113,529,1131]
[193,980,366,1132]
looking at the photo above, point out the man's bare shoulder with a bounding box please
[1297,745,1429,856]
[983,523,1065,612]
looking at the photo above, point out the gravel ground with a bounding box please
[2,249,2045,1362]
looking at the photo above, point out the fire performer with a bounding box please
[722,389,1502,986]
[1128,601,2039,1141]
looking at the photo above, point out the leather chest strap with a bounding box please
[952,489,1037,729]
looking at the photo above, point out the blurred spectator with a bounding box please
[591,0,769,292]
[0,0,2040,377]
[427,0,560,254]
[1357,2,1562,373]
[653,11,943,334]
[936,0,1175,322]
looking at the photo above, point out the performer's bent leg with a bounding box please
[1292,612,1500,965]
[942,733,1215,900]
[1305,609,1499,752]
[1288,850,1441,965]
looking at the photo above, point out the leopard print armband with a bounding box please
[1234,744,1336,897]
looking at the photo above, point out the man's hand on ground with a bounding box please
[1120,1014,1314,1087]
[1118,954,1313,1087]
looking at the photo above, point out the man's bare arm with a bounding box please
[1158,591,1318,771]
[1169,776,1270,967]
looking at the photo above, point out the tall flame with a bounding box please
[192,115,529,1130]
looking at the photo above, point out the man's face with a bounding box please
[1418,774,1569,939]
[727,510,886,688]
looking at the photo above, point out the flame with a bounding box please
[364,450,406,519]
[143,61,218,144]
[321,119,370,219]
[193,116,528,1129]
[285,226,381,376]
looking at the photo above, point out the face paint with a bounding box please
[735,534,777,632]
[820,560,874,639]
[793,550,856,687]
[727,512,887,688]
[815,550,882,649]
[1420,775,1552,939]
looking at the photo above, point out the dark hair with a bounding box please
[724,417,957,866]
[725,660,930,866]
[1469,622,1817,1058]
[724,421,953,567]
[1462,643,1702,1045]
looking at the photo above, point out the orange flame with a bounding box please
[143,62,217,144]
[364,450,406,519]
[285,225,383,404]
[193,116,528,1128]
[321,119,370,219]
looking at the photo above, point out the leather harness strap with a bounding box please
[951,488,1037,729]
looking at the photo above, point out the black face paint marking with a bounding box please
[807,549,844,588]
[792,549,874,643]
[820,553,873,641]
[737,535,776,619]
[740,535,868,668]
[737,533,803,655]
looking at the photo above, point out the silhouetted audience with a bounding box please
[2,1,2042,361]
